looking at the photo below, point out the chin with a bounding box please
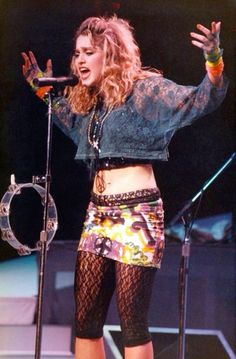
[82,80,95,87]
[81,76,100,88]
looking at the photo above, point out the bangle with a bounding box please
[205,57,224,77]
[206,56,223,67]
[204,47,224,63]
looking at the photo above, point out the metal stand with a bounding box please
[169,152,236,359]
[177,216,191,359]
[34,90,54,359]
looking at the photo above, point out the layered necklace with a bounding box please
[87,101,113,193]
[87,102,113,153]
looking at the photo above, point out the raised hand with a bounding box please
[21,51,53,88]
[190,21,221,55]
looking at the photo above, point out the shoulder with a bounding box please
[133,74,174,96]
[135,74,163,87]
[130,74,175,104]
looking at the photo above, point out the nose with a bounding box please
[78,52,85,64]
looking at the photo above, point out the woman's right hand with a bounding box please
[21,51,53,89]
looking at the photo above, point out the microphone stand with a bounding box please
[168,152,236,359]
[34,89,55,359]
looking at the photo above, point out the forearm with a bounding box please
[207,73,223,87]
[206,59,224,88]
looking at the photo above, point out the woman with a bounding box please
[22,16,228,359]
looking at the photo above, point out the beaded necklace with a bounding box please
[87,103,113,153]
[87,102,113,193]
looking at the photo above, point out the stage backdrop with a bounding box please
[0,1,235,258]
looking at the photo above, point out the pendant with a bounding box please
[93,139,100,151]
[95,172,106,193]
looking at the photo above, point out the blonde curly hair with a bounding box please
[66,15,158,114]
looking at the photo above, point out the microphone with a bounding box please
[33,74,79,87]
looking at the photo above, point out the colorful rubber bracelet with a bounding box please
[205,57,224,77]
[204,47,224,63]
[35,86,52,101]
[206,56,223,68]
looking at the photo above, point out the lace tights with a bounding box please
[74,251,156,347]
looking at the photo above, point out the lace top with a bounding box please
[51,74,228,162]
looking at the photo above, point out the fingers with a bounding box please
[21,51,38,76]
[211,21,221,36]
[190,21,221,53]
[190,32,206,50]
[21,51,53,79]
[21,51,29,63]
[46,58,52,70]
[191,39,204,50]
[196,23,212,38]
[45,59,53,76]
[21,50,39,72]
[28,50,38,66]
[21,51,37,66]
[21,52,31,75]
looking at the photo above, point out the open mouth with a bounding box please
[80,68,90,79]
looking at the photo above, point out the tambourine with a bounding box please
[0,179,58,255]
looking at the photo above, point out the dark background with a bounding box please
[0,0,235,260]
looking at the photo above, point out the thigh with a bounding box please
[74,251,116,338]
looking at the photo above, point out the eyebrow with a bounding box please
[74,46,94,52]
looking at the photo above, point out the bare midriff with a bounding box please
[93,164,157,195]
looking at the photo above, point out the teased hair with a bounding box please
[66,15,160,114]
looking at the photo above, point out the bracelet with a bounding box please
[29,71,44,91]
[35,86,52,101]
[205,57,224,77]
[206,56,223,68]
[204,47,224,63]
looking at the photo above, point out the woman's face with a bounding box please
[74,34,104,87]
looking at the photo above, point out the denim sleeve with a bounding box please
[132,74,229,131]
[51,96,82,145]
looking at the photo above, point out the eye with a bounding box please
[86,51,94,55]
[73,52,80,58]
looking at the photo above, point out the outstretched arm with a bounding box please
[190,21,224,87]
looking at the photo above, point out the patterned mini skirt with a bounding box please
[78,188,165,268]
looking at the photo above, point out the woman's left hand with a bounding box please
[190,21,221,54]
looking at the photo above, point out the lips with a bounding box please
[80,67,90,79]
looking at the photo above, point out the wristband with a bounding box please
[205,57,224,77]
[204,47,224,63]
[35,86,52,100]
[29,71,44,91]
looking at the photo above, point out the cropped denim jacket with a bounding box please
[51,74,228,162]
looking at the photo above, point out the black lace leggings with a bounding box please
[74,251,157,347]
